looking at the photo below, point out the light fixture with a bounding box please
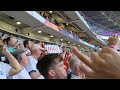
[61,39,63,41]
[50,35,53,37]
[49,11,52,13]
[66,23,69,25]
[68,42,70,43]
[16,21,21,25]
[38,31,41,33]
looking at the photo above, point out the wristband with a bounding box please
[109,45,117,49]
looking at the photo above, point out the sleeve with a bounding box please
[3,63,11,78]
[25,57,37,74]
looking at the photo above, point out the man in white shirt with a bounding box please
[69,55,85,79]
[9,49,31,79]
[25,44,45,79]
[0,46,22,79]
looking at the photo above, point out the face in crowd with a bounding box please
[27,41,32,49]
[12,50,29,66]
[37,54,67,79]
[31,44,45,58]
[20,52,29,65]
[9,37,17,47]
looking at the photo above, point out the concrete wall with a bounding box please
[0,20,51,42]
[0,20,71,47]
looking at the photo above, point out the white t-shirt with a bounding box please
[0,62,11,79]
[23,48,28,51]
[9,67,31,79]
[25,56,44,79]
[71,74,81,79]
[36,74,44,79]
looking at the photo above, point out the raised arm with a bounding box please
[108,34,119,49]
[71,46,120,79]
[2,46,22,77]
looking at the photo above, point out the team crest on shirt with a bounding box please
[0,71,4,75]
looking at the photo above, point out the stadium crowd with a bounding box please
[0,33,119,79]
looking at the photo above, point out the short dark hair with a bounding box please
[23,40,29,48]
[3,39,6,43]
[37,54,63,79]
[6,37,11,45]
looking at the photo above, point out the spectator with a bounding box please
[63,50,73,79]
[40,49,48,58]
[63,50,71,72]
[70,31,73,35]
[50,16,55,24]
[54,20,59,26]
[3,39,7,45]
[0,46,21,79]
[41,41,45,48]
[43,13,49,20]
[71,45,120,79]
[9,49,31,79]
[43,13,46,18]
[18,43,23,49]
[38,41,48,58]
[23,39,32,51]
[60,51,66,60]
[25,44,45,79]
[58,23,62,31]
[37,54,67,79]
[69,55,85,79]
[6,36,18,52]
[40,12,43,16]
[1,33,7,41]
[59,46,68,60]
[23,39,32,55]
[0,38,4,47]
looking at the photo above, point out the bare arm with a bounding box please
[30,72,41,79]
[3,46,22,77]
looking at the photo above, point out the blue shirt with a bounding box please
[7,47,16,52]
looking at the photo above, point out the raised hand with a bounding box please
[71,46,120,79]
[108,34,119,49]
[2,45,9,54]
